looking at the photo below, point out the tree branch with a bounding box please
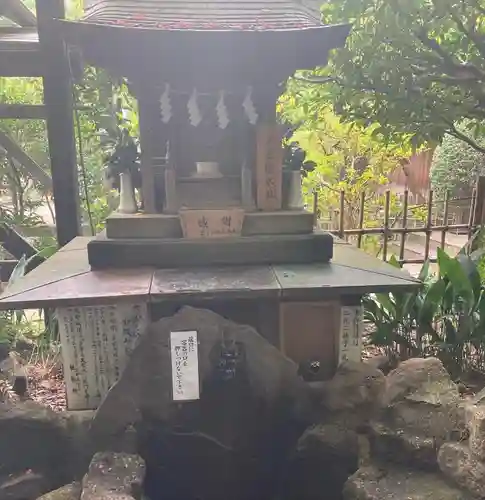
[413,28,485,80]
[465,0,485,19]
[414,28,457,65]
[293,75,423,98]
[449,11,485,62]
[445,123,485,153]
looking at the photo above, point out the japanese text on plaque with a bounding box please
[170,331,200,401]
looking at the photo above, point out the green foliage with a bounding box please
[364,240,485,377]
[81,77,139,230]
[0,65,139,234]
[279,101,421,250]
[289,0,485,152]
[0,1,139,368]
[0,78,50,227]
[20,0,82,18]
[0,255,41,348]
[431,131,485,198]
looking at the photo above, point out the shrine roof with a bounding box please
[81,0,328,31]
[0,27,42,77]
[55,0,351,80]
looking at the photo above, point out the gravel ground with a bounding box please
[27,364,66,412]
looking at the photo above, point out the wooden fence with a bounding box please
[314,178,485,265]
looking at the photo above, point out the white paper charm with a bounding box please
[159,83,172,124]
[170,330,200,401]
[187,88,202,127]
[216,91,229,129]
[243,86,258,125]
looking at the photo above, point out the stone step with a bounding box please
[88,230,334,269]
[106,210,314,239]
[343,465,472,500]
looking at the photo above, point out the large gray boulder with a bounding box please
[91,306,310,500]
[92,306,309,438]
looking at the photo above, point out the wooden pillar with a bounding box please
[255,125,283,211]
[254,84,283,211]
[36,0,81,246]
[137,89,158,213]
[474,176,485,228]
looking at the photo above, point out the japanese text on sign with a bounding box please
[170,331,200,401]
[197,215,237,237]
[339,306,363,364]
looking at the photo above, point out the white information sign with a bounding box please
[170,330,200,401]
[339,305,363,364]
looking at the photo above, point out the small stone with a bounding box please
[343,465,471,500]
[313,360,385,425]
[438,442,485,498]
[369,422,438,470]
[296,423,359,461]
[39,380,55,390]
[469,407,485,460]
[364,354,394,374]
[37,482,81,500]
[81,452,145,500]
[285,423,359,500]
[379,358,465,446]
[383,357,459,408]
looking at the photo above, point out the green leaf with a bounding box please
[374,293,396,317]
[456,253,482,298]
[388,254,402,269]
[439,252,475,310]
[418,260,431,282]
[7,255,28,288]
[418,278,446,326]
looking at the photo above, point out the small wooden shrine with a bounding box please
[56,0,351,269]
[0,0,421,412]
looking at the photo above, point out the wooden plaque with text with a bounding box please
[256,125,283,211]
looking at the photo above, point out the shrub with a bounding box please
[364,240,485,378]
[431,132,485,198]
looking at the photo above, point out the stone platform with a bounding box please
[105,210,314,239]
[87,230,334,269]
